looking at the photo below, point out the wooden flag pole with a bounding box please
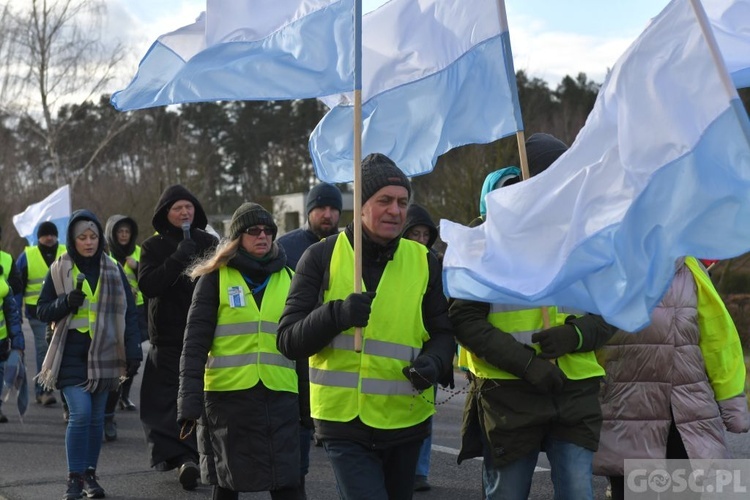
[353,0,363,353]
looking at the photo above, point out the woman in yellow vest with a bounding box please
[36,210,143,500]
[178,202,303,500]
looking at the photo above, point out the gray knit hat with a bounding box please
[526,133,569,177]
[361,153,411,205]
[229,202,277,240]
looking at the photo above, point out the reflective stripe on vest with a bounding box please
[204,266,296,393]
[24,245,65,304]
[0,278,8,340]
[465,305,605,381]
[310,235,433,430]
[114,245,143,306]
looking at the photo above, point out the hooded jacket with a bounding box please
[402,204,438,249]
[138,186,217,346]
[105,215,139,265]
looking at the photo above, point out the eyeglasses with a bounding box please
[244,226,274,236]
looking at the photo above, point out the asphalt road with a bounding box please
[1,322,748,499]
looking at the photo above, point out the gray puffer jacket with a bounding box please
[594,262,749,476]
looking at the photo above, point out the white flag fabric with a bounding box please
[441,0,750,332]
[13,185,71,245]
[707,0,750,88]
[310,0,522,183]
[111,0,354,111]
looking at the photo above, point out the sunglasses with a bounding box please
[244,226,274,236]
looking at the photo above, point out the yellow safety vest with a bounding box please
[68,266,100,335]
[0,278,8,340]
[24,245,65,305]
[0,251,11,284]
[205,266,297,393]
[112,246,143,306]
[310,236,433,429]
[465,304,605,381]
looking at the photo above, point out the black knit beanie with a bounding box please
[229,202,277,240]
[361,153,411,205]
[526,133,569,177]
[37,221,59,238]
[306,183,342,214]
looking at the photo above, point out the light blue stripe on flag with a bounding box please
[310,32,522,183]
[111,0,354,111]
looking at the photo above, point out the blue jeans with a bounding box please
[0,360,5,410]
[28,317,49,397]
[323,439,421,500]
[483,436,594,500]
[415,428,432,477]
[62,385,108,474]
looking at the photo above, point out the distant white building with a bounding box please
[272,190,353,236]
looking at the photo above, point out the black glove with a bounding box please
[337,291,376,330]
[174,239,198,263]
[403,354,441,392]
[67,289,86,310]
[126,359,140,378]
[0,338,9,362]
[530,324,580,359]
[521,356,567,394]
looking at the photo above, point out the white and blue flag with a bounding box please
[441,0,750,332]
[13,185,71,245]
[111,0,354,110]
[310,0,523,183]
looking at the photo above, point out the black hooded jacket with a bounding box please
[402,204,438,249]
[138,185,217,347]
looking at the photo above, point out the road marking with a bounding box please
[432,445,551,472]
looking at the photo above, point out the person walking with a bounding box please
[36,210,142,500]
[401,203,441,493]
[178,202,304,500]
[138,185,217,490]
[449,134,616,500]
[0,255,25,424]
[594,257,750,500]
[100,214,146,442]
[277,153,456,500]
[15,221,65,408]
[277,182,342,496]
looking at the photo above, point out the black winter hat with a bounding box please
[361,153,411,205]
[229,202,278,241]
[306,183,342,215]
[37,221,59,238]
[526,133,569,177]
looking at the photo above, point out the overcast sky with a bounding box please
[106,0,670,92]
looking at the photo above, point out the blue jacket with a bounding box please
[3,293,24,351]
[276,226,322,271]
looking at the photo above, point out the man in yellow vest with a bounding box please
[449,134,617,500]
[278,153,456,500]
[0,225,23,298]
[15,221,65,407]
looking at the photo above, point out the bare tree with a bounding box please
[5,0,132,187]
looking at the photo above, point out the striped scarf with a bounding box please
[37,253,127,393]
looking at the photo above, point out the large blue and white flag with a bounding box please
[707,0,750,88]
[111,0,354,111]
[441,0,750,332]
[310,0,523,183]
[12,185,71,245]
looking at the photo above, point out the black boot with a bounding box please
[118,378,136,411]
[83,468,105,499]
[103,415,117,442]
[63,472,83,500]
[212,484,239,500]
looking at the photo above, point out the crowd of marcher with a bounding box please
[1,136,748,500]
